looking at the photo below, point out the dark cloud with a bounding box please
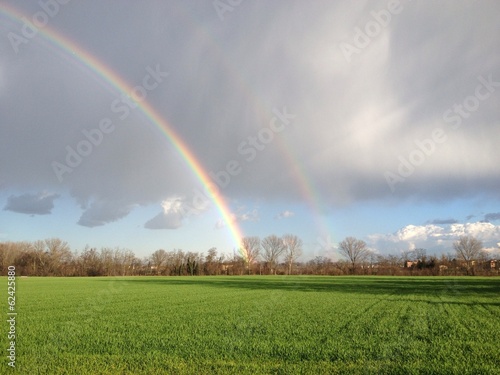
[429,218,458,225]
[484,212,500,222]
[3,192,59,215]
[77,200,135,227]
[1,1,499,228]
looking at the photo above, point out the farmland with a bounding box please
[2,276,500,374]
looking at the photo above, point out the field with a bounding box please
[2,276,500,374]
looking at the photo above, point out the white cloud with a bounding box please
[394,224,445,241]
[215,209,259,229]
[449,222,500,240]
[276,210,295,220]
[369,222,500,255]
[144,197,187,230]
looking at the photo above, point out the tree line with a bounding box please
[0,235,498,277]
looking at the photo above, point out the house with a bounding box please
[405,260,416,268]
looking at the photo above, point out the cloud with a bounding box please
[3,192,60,215]
[77,200,135,227]
[484,212,500,222]
[428,218,458,225]
[215,208,259,229]
[144,197,188,230]
[369,222,500,255]
[276,210,295,220]
[1,1,499,230]
[449,222,500,240]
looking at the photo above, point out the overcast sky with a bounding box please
[1,0,499,259]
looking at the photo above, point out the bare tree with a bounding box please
[186,251,201,276]
[240,236,260,275]
[338,237,369,274]
[414,248,427,261]
[151,249,168,275]
[45,238,72,275]
[80,247,103,276]
[8,242,34,275]
[453,235,483,275]
[29,240,47,275]
[261,235,286,274]
[122,249,136,276]
[283,234,303,275]
[204,247,219,275]
[306,256,331,275]
[171,249,186,276]
[100,248,114,276]
[112,248,125,276]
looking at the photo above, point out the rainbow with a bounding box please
[0,3,244,249]
[169,7,335,248]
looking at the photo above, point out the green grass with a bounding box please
[2,276,500,374]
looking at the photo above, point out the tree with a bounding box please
[204,247,219,275]
[108,248,136,276]
[186,251,200,276]
[377,254,400,275]
[31,240,50,275]
[338,237,369,274]
[414,248,427,262]
[306,256,332,275]
[44,238,72,275]
[283,234,303,275]
[453,235,483,275]
[261,235,286,274]
[100,248,114,276]
[151,249,168,275]
[240,237,260,275]
[80,247,103,276]
[171,249,186,276]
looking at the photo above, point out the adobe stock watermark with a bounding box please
[178,107,297,218]
[339,0,410,63]
[8,0,72,54]
[52,64,169,182]
[442,74,499,130]
[384,74,500,193]
[213,0,244,21]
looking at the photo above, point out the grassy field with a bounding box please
[2,276,499,374]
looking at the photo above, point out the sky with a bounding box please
[1,0,500,260]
